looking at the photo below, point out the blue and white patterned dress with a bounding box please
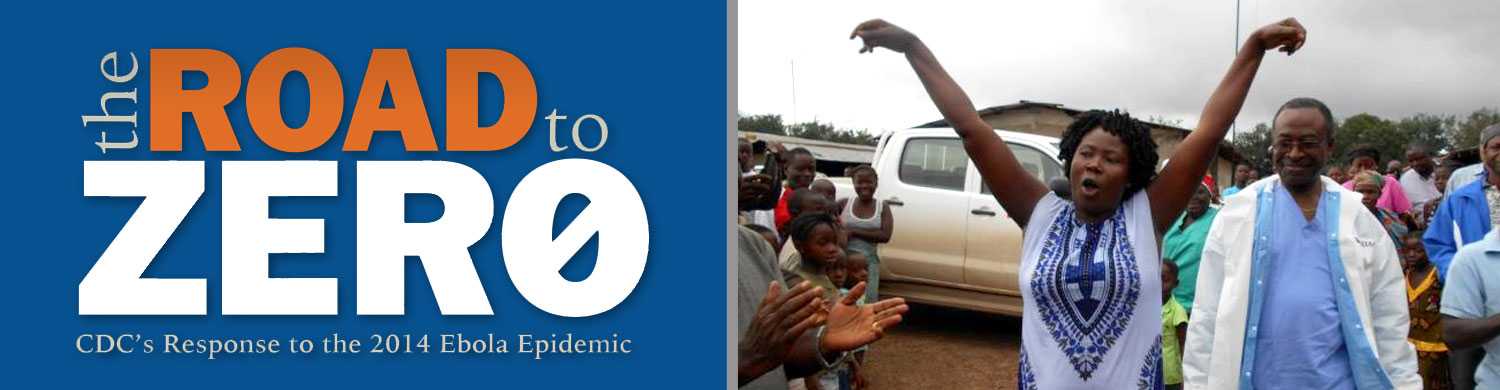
[1018,192,1163,390]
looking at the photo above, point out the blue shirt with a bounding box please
[1251,186,1355,390]
[1425,171,1493,282]
[1224,186,1242,197]
[1441,228,1500,387]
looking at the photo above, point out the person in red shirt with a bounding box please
[775,148,818,232]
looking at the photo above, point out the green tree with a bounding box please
[1453,108,1500,150]
[738,113,786,135]
[1228,123,1273,173]
[788,120,877,146]
[1395,113,1455,155]
[1332,113,1405,167]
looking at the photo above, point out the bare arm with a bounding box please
[1444,315,1500,349]
[1147,18,1306,234]
[852,20,1048,226]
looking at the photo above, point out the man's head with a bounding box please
[1481,125,1500,184]
[783,148,817,189]
[1271,97,1335,192]
[1234,163,1254,186]
[1406,145,1434,178]
[738,138,753,173]
[1386,160,1404,176]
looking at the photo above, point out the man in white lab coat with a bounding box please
[1183,97,1419,390]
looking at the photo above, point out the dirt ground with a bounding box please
[859,303,1022,389]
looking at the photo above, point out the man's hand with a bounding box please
[740,173,775,209]
[850,19,919,54]
[739,281,826,385]
[821,282,909,353]
[765,141,787,156]
[1251,18,1307,55]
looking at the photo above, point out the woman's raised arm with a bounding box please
[852,19,1048,226]
[1147,18,1306,234]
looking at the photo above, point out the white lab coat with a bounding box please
[1182,176,1420,390]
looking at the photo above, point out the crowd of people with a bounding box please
[737,134,908,390]
[737,14,1500,390]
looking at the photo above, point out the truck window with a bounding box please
[898,138,967,191]
[982,143,1063,194]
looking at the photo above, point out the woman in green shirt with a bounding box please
[1162,184,1218,312]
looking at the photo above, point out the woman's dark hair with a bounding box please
[787,212,837,245]
[1056,110,1159,200]
[1347,144,1381,162]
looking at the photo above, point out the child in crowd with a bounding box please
[775,148,819,231]
[1403,230,1451,389]
[785,214,848,390]
[1162,259,1188,390]
[838,165,893,303]
[808,251,868,390]
[804,250,852,390]
[782,213,842,301]
[811,178,838,203]
[826,259,849,298]
[844,251,870,390]
[845,251,869,299]
[780,190,839,271]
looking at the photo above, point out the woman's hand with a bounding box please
[1251,18,1307,55]
[850,19,919,54]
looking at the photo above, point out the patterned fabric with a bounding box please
[1486,184,1500,231]
[1032,206,1142,379]
[1019,347,1038,390]
[1019,192,1161,388]
[1373,207,1410,251]
[1408,266,1451,390]
[1137,336,1163,390]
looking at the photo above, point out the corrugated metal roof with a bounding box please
[739,131,875,164]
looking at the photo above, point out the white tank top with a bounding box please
[840,197,882,231]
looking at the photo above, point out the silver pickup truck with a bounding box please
[832,127,1065,316]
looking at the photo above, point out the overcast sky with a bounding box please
[737,0,1500,136]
